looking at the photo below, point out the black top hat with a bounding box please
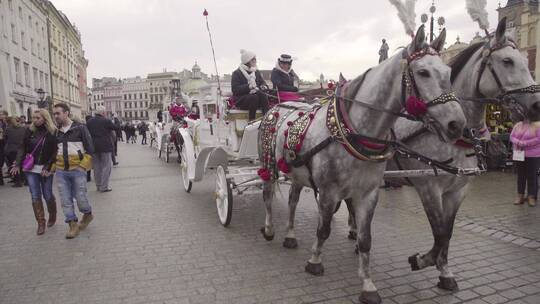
[278,54,293,63]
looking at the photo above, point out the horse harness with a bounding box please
[258,46,467,195]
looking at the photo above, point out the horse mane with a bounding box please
[449,42,485,82]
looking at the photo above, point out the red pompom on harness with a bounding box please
[406,96,428,117]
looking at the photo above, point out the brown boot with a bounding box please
[66,221,79,239]
[45,199,57,227]
[79,213,94,230]
[527,196,537,207]
[514,194,525,205]
[32,199,46,235]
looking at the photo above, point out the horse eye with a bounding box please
[503,58,514,65]
[417,69,430,77]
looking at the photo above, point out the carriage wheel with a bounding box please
[215,165,233,227]
[180,146,192,192]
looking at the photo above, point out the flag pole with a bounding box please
[203,9,221,126]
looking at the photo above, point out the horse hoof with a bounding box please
[437,276,459,291]
[260,227,274,241]
[282,237,298,249]
[348,231,357,240]
[359,291,382,304]
[305,262,324,276]
[408,253,420,271]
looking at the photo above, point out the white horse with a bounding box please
[258,26,466,304]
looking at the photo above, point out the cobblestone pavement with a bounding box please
[1,142,539,304]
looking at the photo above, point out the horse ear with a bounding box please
[430,28,446,52]
[412,25,426,52]
[496,17,507,42]
[339,73,347,84]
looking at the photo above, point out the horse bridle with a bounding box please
[402,47,459,113]
[475,39,540,107]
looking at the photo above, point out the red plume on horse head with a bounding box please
[203,9,208,16]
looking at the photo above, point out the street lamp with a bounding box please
[421,1,445,43]
[36,88,48,109]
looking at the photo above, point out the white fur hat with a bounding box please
[240,49,256,64]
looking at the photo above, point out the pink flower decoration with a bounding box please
[277,158,290,174]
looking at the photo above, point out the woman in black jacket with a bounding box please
[11,109,58,235]
[271,54,299,92]
[231,49,269,121]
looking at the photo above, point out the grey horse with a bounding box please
[344,17,540,292]
[258,26,466,304]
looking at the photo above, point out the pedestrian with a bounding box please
[4,116,26,187]
[113,114,123,142]
[511,119,540,207]
[86,106,117,192]
[85,114,93,182]
[140,122,148,145]
[11,109,58,235]
[0,110,8,185]
[52,103,94,239]
[111,129,119,166]
[124,123,131,143]
[130,124,137,144]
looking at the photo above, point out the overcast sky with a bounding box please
[52,0,501,85]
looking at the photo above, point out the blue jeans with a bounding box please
[56,169,92,223]
[24,172,55,202]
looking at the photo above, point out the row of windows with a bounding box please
[12,56,49,91]
[4,22,48,64]
[123,93,148,100]
[124,111,148,119]
[124,101,148,109]
[150,95,164,103]
[93,94,104,101]
[149,87,169,93]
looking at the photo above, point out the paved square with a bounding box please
[1,143,539,304]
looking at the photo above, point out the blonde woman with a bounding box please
[11,109,58,235]
[510,120,540,207]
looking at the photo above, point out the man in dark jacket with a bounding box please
[271,54,299,92]
[86,107,118,193]
[231,49,269,121]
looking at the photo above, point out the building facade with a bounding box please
[0,0,51,117]
[498,0,539,78]
[122,76,149,121]
[45,0,87,118]
[146,71,179,121]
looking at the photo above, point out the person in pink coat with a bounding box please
[510,120,540,207]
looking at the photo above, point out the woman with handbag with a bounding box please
[510,119,540,207]
[11,109,58,235]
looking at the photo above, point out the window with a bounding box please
[20,31,25,49]
[14,57,21,84]
[134,94,136,100]
[124,102,127,108]
[145,101,148,107]
[139,102,143,108]
[11,23,16,43]
[30,38,34,54]
[124,94,126,100]
[18,7,22,19]
[128,94,132,99]
[145,93,148,99]
[135,111,138,118]
[43,47,46,62]
[160,95,163,101]
[39,71,44,89]
[37,42,40,58]
[44,73,48,90]
[150,96,154,102]
[1,15,5,38]
[33,67,38,89]
[8,0,12,11]
[28,16,32,28]
[140,93,143,99]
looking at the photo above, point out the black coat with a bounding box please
[4,126,26,154]
[16,126,58,171]
[231,68,267,98]
[86,114,118,153]
[271,68,298,92]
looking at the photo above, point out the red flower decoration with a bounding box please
[300,134,305,140]
[328,82,335,90]
[277,158,290,174]
[273,112,280,118]
[284,130,288,136]
[308,113,315,119]
[298,112,304,117]
[257,168,271,181]
[406,96,428,117]
[295,144,302,152]
[270,127,276,133]
[287,121,293,126]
